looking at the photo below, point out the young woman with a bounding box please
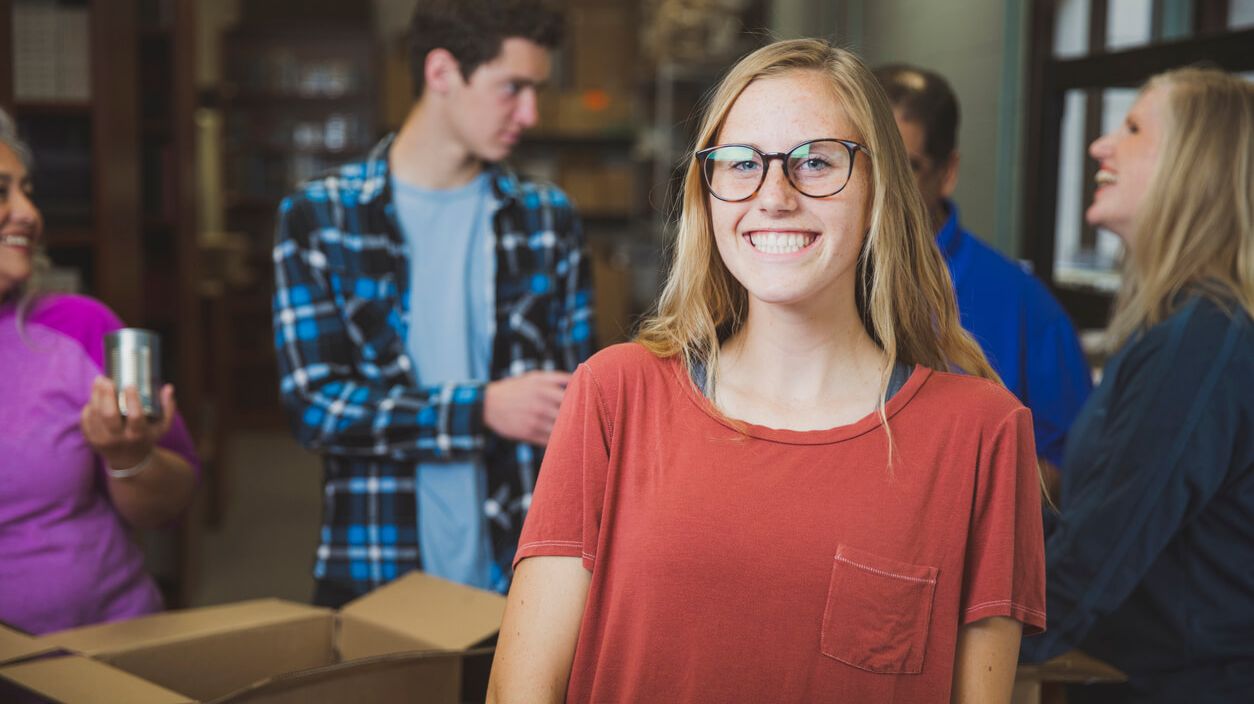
[1019,68,1254,703]
[0,109,199,634]
[488,39,1045,703]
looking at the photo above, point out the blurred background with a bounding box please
[2,0,1251,608]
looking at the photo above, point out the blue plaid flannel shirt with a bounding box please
[273,134,595,595]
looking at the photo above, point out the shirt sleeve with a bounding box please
[272,194,488,461]
[1023,286,1092,467]
[1019,303,1243,662]
[960,404,1048,634]
[514,362,611,571]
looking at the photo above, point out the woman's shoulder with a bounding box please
[1124,295,1253,369]
[579,342,678,395]
[918,368,1028,424]
[27,294,124,366]
[30,293,123,329]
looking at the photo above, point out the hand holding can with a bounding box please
[104,328,162,419]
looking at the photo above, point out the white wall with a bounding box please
[776,0,1027,257]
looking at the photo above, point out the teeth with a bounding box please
[748,232,815,254]
[1095,170,1117,186]
[0,235,31,247]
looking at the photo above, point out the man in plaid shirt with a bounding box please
[272,0,594,607]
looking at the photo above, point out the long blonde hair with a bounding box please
[636,39,996,405]
[1107,67,1254,347]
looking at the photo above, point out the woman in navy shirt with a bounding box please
[1019,67,1254,702]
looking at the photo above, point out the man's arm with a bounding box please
[273,194,489,461]
[1025,293,1093,467]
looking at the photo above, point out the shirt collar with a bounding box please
[361,133,523,207]
[935,199,963,258]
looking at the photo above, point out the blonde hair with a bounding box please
[0,107,48,324]
[636,39,996,408]
[1107,67,1254,347]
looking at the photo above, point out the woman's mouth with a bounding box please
[745,231,818,255]
[1095,170,1117,189]
[0,234,32,248]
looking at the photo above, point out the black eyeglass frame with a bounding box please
[694,138,872,202]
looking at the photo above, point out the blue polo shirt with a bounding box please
[937,201,1091,466]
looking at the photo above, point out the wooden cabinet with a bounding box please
[217,22,378,426]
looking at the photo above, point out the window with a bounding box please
[1023,0,1254,328]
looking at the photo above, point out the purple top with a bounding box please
[0,294,200,635]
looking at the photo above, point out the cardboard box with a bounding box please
[0,571,505,703]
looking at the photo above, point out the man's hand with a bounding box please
[484,371,573,446]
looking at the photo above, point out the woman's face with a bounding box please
[708,70,871,315]
[1087,86,1168,244]
[0,143,42,299]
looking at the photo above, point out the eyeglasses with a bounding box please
[695,138,870,202]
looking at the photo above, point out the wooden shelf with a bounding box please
[12,100,92,114]
[226,143,370,159]
[222,92,373,107]
[522,132,637,149]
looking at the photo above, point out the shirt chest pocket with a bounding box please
[820,544,938,674]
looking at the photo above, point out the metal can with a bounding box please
[104,328,162,419]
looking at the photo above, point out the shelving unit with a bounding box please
[217,21,378,426]
[2,0,202,606]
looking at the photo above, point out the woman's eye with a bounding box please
[797,157,831,172]
[731,160,761,173]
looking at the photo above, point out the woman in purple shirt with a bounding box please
[0,109,199,635]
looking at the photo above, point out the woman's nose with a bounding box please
[756,160,797,212]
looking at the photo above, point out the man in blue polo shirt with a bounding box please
[875,64,1091,482]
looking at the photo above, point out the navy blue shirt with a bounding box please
[938,203,1091,465]
[1020,295,1254,703]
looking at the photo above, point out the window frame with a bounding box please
[1022,0,1254,329]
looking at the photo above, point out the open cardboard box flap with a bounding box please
[0,622,58,666]
[338,571,506,656]
[0,654,194,704]
[43,599,327,657]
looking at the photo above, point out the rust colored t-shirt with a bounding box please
[516,343,1046,703]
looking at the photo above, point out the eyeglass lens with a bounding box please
[702,140,854,201]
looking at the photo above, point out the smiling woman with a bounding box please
[487,39,1047,704]
[0,108,200,635]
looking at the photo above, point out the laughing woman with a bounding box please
[487,39,1045,703]
[0,109,199,634]
[1019,68,1254,703]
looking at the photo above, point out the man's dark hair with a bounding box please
[873,64,960,165]
[407,0,565,98]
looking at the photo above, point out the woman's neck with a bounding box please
[714,300,887,431]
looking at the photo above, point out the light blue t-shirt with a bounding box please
[392,171,496,590]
